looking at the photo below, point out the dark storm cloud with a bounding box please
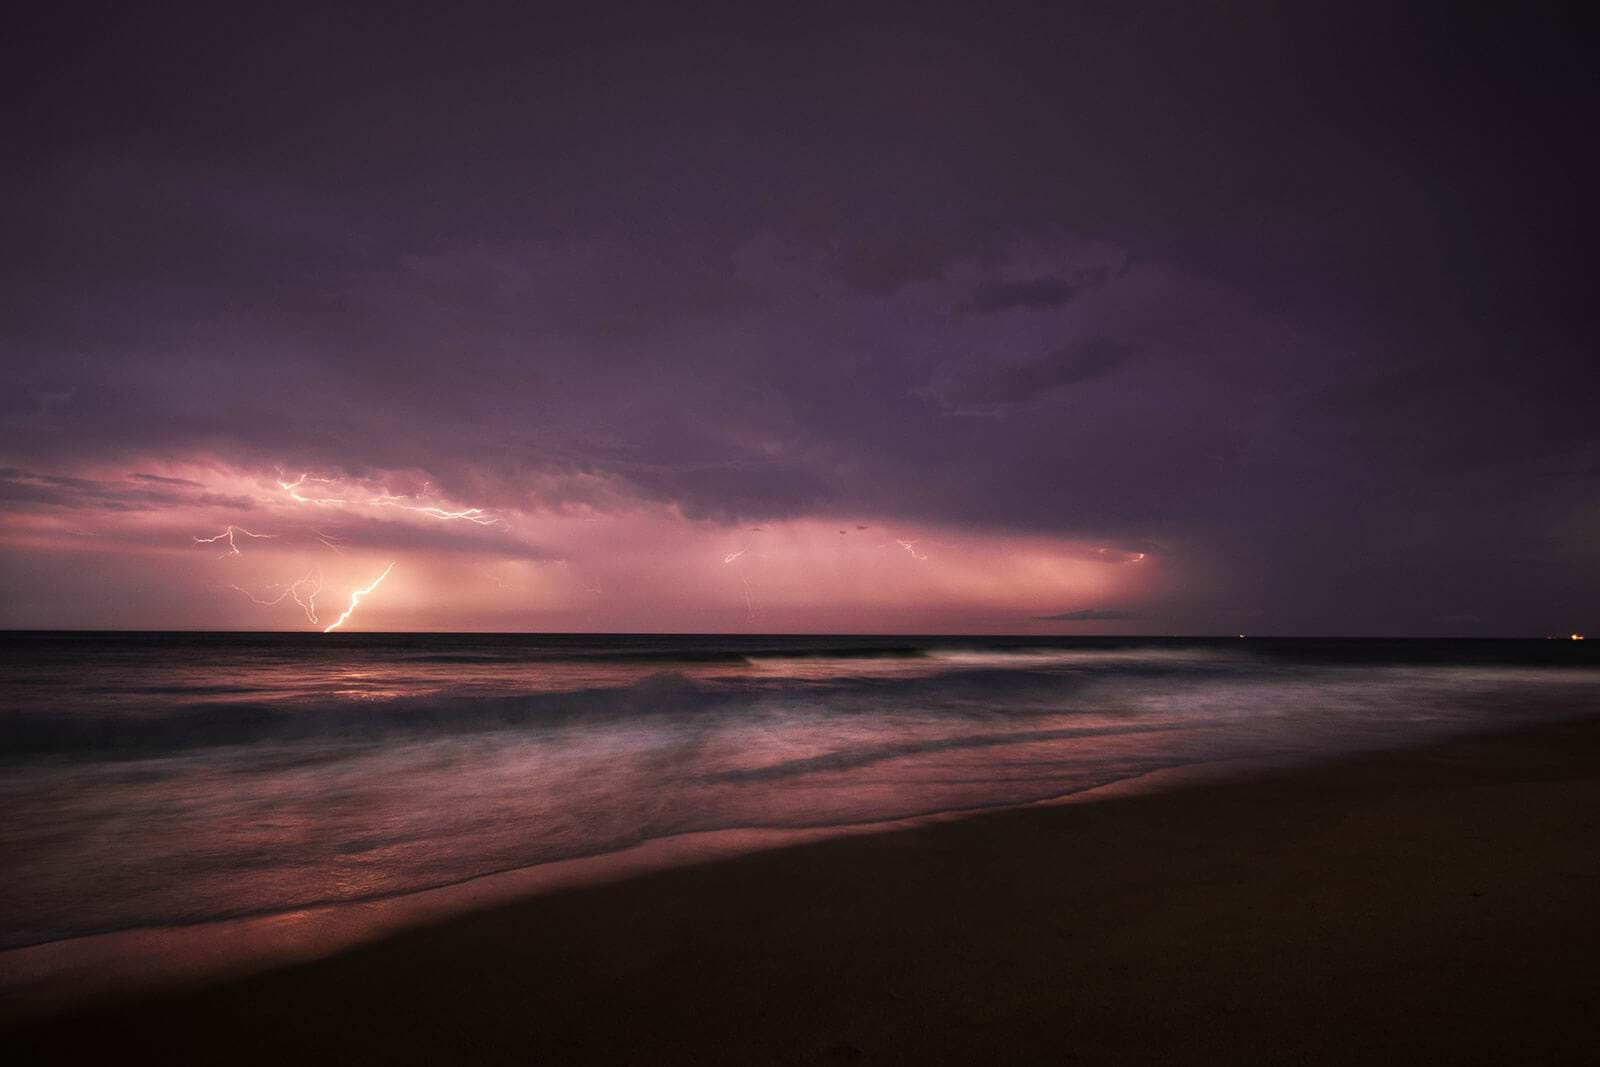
[3,1,1597,632]
[969,279,1078,314]
[933,336,1132,410]
[838,237,958,294]
[129,473,207,488]
[966,268,1109,315]
[0,468,256,512]
[621,460,833,523]
[1035,609,1139,622]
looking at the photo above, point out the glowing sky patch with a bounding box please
[0,460,1166,632]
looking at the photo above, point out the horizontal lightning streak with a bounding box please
[371,495,498,524]
[278,474,348,505]
[194,526,276,556]
[279,477,498,524]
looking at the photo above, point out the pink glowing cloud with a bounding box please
[0,456,1168,632]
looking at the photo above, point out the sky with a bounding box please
[2,2,1595,635]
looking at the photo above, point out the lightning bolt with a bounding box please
[290,574,322,624]
[371,495,498,524]
[279,475,498,524]
[721,547,757,619]
[300,526,348,553]
[278,473,348,505]
[194,526,277,557]
[893,539,929,561]
[323,562,396,633]
[230,571,323,625]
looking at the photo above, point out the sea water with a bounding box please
[1,632,1594,950]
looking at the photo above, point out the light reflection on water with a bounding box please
[0,633,1593,949]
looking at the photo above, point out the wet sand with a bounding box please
[7,715,1599,1064]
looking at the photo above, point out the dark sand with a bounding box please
[7,717,1599,1064]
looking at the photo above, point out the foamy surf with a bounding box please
[1,633,1594,954]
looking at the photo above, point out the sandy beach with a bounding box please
[7,713,1597,1064]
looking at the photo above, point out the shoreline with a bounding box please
[0,747,1299,1023]
[7,713,1600,1060]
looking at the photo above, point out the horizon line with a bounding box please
[0,628,1586,641]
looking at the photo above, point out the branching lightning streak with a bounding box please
[293,576,321,623]
[323,562,396,633]
[195,526,277,556]
[894,539,929,561]
[302,527,347,552]
[278,474,348,505]
[230,572,323,625]
[278,475,498,524]
[371,495,498,524]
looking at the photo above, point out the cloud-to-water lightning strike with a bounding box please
[291,575,321,624]
[721,547,757,619]
[194,526,277,557]
[323,562,396,633]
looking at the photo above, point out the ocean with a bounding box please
[1,632,1594,952]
